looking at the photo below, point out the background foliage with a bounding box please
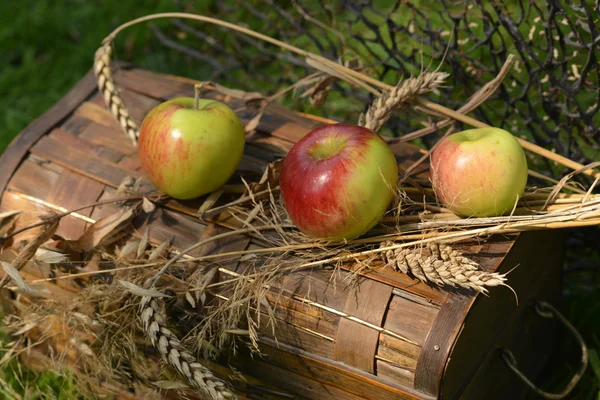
[0,0,598,398]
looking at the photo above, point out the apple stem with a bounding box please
[194,83,203,110]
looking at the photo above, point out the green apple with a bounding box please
[138,97,245,200]
[430,127,528,217]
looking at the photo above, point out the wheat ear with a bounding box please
[359,71,449,133]
[140,296,237,399]
[382,242,508,294]
[93,41,140,146]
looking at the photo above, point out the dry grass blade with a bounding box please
[543,161,600,209]
[154,380,189,390]
[139,296,236,399]
[0,216,58,288]
[148,239,171,262]
[138,227,150,259]
[118,240,140,260]
[75,206,136,252]
[1,261,31,291]
[119,280,170,298]
[142,197,156,213]
[198,189,226,217]
[35,249,68,264]
[0,210,21,221]
[244,159,282,198]
[359,71,449,133]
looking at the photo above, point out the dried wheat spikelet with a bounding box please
[359,71,449,133]
[381,241,508,294]
[139,295,236,400]
[94,41,139,146]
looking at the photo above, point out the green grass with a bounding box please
[0,1,599,399]
[0,0,200,154]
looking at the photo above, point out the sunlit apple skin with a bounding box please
[138,97,245,200]
[280,124,398,240]
[430,127,528,217]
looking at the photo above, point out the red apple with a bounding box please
[138,97,245,200]
[280,124,398,240]
[430,127,528,217]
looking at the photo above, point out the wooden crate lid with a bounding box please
[0,65,520,399]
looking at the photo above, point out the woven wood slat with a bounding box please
[334,279,394,373]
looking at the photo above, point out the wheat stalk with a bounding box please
[139,295,237,399]
[358,72,449,133]
[381,241,509,295]
[93,41,139,146]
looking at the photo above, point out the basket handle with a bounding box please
[500,301,588,400]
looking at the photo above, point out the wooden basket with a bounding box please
[0,64,573,399]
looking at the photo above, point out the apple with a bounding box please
[138,95,245,200]
[280,124,398,240]
[430,127,528,217]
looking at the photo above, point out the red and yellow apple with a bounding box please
[138,97,245,200]
[280,124,398,240]
[430,127,528,217]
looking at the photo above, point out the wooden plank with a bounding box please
[193,223,250,264]
[250,338,434,400]
[266,293,341,340]
[269,121,315,144]
[89,88,161,125]
[136,208,207,257]
[46,170,105,240]
[49,128,124,163]
[79,122,136,155]
[383,295,439,346]
[114,68,192,100]
[89,186,120,222]
[414,236,516,396]
[29,134,152,192]
[6,158,62,200]
[376,360,416,388]
[231,348,364,400]
[118,154,142,171]
[245,133,294,161]
[0,68,98,196]
[60,115,92,136]
[358,265,446,305]
[334,279,393,373]
[276,268,350,313]
[259,319,336,360]
[377,334,420,370]
[74,101,121,130]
